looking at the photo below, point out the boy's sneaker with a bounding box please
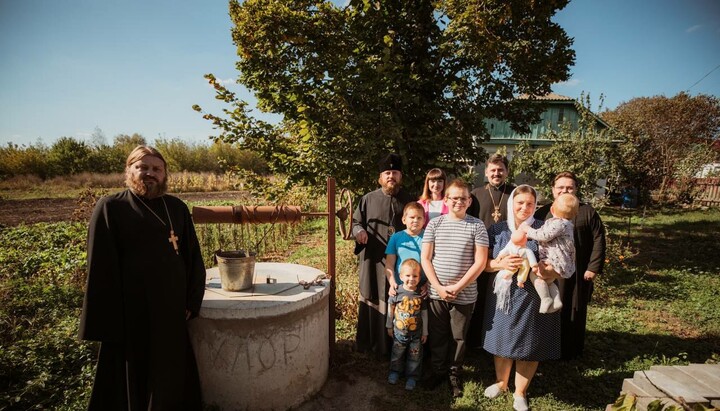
[388,371,400,385]
[449,374,463,398]
[405,378,416,391]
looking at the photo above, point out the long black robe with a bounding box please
[535,202,605,360]
[466,183,516,347]
[352,188,412,357]
[79,190,206,410]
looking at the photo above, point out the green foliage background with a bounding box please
[0,223,95,410]
[195,0,576,194]
[0,135,268,180]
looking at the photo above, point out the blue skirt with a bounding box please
[482,272,561,361]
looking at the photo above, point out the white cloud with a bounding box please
[555,79,580,87]
[686,24,702,33]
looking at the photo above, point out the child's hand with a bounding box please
[532,265,539,275]
[387,328,393,337]
[421,335,427,344]
[420,283,429,298]
[388,282,398,296]
[437,286,456,301]
[518,222,530,232]
[517,280,525,288]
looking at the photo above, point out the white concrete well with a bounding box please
[188,262,330,411]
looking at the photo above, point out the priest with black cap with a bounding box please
[352,153,413,357]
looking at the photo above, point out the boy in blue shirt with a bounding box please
[385,202,426,296]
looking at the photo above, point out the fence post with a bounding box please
[327,177,336,360]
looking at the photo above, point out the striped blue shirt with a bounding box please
[423,214,488,304]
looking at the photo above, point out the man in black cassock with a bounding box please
[352,153,412,357]
[465,153,516,347]
[534,171,606,360]
[79,145,206,410]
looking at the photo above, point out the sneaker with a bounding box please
[483,382,505,399]
[405,378,416,391]
[449,374,463,398]
[513,393,529,411]
[388,371,399,385]
[421,373,445,390]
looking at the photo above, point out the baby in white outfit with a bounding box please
[519,193,578,313]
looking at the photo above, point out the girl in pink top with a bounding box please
[417,168,449,227]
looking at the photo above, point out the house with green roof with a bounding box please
[473,93,612,188]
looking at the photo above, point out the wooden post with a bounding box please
[327,177,336,359]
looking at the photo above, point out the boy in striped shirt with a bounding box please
[421,179,489,398]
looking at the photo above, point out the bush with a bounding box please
[0,222,95,410]
[47,137,92,177]
[0,143,49,179]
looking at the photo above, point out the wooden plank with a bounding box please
[642,369,709,405]
[686,363,720,379]
[623,376,667,398]
[672,365,720,398]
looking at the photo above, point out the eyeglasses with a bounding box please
[447,196,469,203]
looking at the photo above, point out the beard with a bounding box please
[126,173,168,199]
[380,179,400,195]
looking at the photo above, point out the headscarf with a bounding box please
[493,184,539,313]
[505,184,538,232]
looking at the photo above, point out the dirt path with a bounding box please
[0,191,246,226]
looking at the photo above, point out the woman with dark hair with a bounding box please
[417,168,448,227]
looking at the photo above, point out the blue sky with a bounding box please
[1,0,719,147]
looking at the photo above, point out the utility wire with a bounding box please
[686,63,720,92]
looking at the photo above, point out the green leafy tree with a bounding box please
[511,95,621,206]
[601,92,720,203]
[112,133,147,156]
[208,141,269,174]
[194,0,575,193]
[0,143,50,179]
[47,137,91,177]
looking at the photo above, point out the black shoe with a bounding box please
[449,374,463,398]
[422,373,446,391]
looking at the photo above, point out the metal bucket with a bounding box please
[215,250,256,291]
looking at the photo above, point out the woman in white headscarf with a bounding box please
[481,185,562,411]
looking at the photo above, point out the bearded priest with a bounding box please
[79,145,205,410]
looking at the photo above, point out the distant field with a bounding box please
[0,171,244,200]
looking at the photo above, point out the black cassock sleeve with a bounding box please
[78,197,124,342]
[586,208,606,275]
[182,204,206,318]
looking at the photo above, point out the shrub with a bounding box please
[0,222,95,410]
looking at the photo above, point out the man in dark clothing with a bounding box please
[466,154,516,347]
[352,153,413,357]
[79,145,206,410]
[534,171,606,360]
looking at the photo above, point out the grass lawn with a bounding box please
[288,207,720,410]
[4,197,716,410]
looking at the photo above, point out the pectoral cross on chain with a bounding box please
[492,207,502,223]
[168,230,179,255]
